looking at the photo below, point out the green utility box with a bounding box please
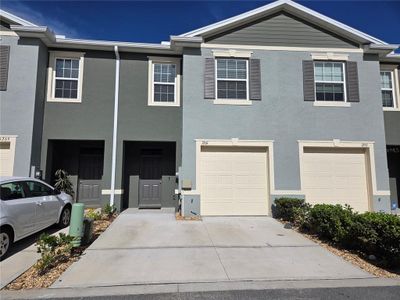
[69,203,85,247]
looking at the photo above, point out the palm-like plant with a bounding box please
[54,169,75,198]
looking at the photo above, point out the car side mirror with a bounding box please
[54,189,61,195]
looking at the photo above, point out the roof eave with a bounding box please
[0,9,38,26]
[10,25,181,54]
[363,44,400,58]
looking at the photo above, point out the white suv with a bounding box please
[0,177,73,259]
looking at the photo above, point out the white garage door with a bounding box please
[301,148,370,212]
[199,146,269,216]
[0,137,16,176]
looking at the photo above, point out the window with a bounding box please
[54,58,79,99]
[0,182,25,200]
[148,57,180,106]
[154,63,176,102]
[25,181,53,197]
[47,51,84,103]
[380,71,396,108]
[314,62,346,102]
[216,58,248,100]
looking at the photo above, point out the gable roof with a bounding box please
[179,0,387,46]
[0,9,37,27]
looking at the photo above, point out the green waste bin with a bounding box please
[69,203,85,247]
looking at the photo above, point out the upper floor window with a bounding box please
[314,61,346,102]
[47,51,84,103]
[55,58,79,99]
[148,57,181,107]
[380,71,396,108]
[216,58,248,100]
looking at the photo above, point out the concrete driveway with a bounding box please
[52,209,372,288]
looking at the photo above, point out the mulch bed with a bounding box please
[3,215,116,290]
[283,221,400,279]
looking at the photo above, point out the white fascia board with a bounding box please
[179,0,387,45]
[380,53,400,63]
[0,9,38,27]
[11,25,56,43]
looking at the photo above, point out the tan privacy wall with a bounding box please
[301,147,370,212]
[0,136,16,176]
[199,146,269,216]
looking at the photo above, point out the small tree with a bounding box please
[54,169,75,198]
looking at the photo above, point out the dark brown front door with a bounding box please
[78,148,103,207]
[139,150,162,208]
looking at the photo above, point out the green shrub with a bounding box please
[85,208,102,221]
[292,203,312,230]
[350,212,400,267]
[273,198,306,222]
[308,204,356,244]
[102,203,116,217]
[35,233,74,275]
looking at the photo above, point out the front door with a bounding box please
[78,148,103,207]
[139,150,162,208]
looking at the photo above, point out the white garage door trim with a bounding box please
[298,140,389,210]
[195,139,274,216]
[0,135,17,177]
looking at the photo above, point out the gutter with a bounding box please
[110,45,120,206]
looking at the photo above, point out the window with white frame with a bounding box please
[54,58,80,99]
[380,71,396,108]
[47,52,84,102]
[314,61,346,102]
[148,58,180,106]
[216,58,248,100]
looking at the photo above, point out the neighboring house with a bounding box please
[0,0,399,214]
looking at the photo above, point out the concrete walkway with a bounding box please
[52,209,372,288]
[0,226,69,289]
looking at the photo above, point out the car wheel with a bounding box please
[58,206,71,228]
[0,227,13,260]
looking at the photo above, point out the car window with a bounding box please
[25,181,54,197]
[0,182,26,200]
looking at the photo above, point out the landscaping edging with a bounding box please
[2,215,116,290]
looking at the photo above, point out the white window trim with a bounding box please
[47,51,85,103]
[313,61,348,107]
[214,58,250,103]
[311,52,349,61]
[212,49,253,58]
[381,69,399,111]
[147,57,181,107]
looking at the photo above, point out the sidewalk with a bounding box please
[1,278,399,299]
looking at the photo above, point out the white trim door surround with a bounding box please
[194,139,289,215]
[298,140,390,211]
[196,139,273,215]
[0,135,17,176]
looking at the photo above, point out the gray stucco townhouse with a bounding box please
[0,0,399,215]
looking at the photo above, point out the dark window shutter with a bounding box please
[204,58,215,99]
[0,45,10,91]
[346,61,360,102]
[302,60,315,101]
[249,59,261,100]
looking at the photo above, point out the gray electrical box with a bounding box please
[181,193,200,217]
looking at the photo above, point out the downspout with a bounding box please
[110,45,120,206]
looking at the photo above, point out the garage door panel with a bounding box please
[302,148,370,212]
[199,146,269,216]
